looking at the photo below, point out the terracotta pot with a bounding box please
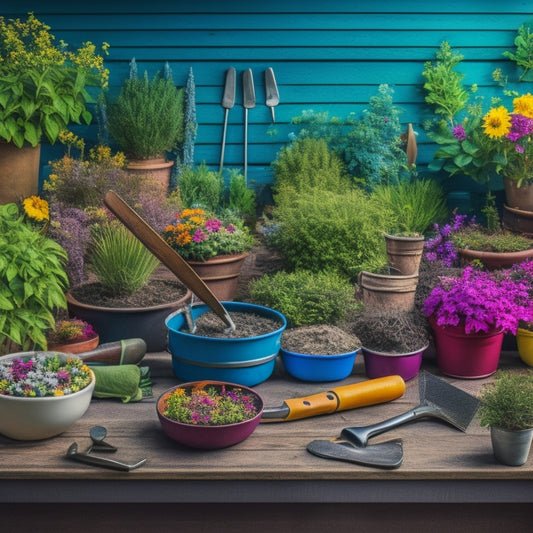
[503,177,533,211]
[502,204,533,237]
[126,157,174,190]
[66,286,191,352]
[358,269,418,311]
[48,335,99,354]
[384,233,425,275]
[187,253,249,302]
[457,247,533,270]
[429,317,504,379]
[0,142,41,205]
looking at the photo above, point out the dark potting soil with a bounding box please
[70,279,189,308]
[281,325,361,355]
[183,311,284,339]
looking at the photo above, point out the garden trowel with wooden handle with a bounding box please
[103,190,235,331]
[219,66,236,172]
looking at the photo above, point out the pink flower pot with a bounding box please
[430,318,504,379]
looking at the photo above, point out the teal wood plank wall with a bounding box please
[3,1,533,194]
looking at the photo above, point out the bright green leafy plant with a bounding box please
[0,13,109,147]
[178,162,224,212]
[249,269,360,327]
[478,370,533,431]
[0,203,69,355]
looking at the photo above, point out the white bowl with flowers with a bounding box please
[0,351,95,440]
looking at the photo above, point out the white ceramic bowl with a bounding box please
[0,351,95,441]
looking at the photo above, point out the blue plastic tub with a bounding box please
[280,347,359,382]
[166,302,287,387]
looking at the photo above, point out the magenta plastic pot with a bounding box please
[430,317,504,379]
[362,345,427,382]
[156,381,264,449]
[280,348,359,382]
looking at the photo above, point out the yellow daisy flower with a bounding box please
[513,93,533,119]
[482,106,512,139]
[23,195,49,221]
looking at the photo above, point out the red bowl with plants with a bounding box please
[156,381,264,449]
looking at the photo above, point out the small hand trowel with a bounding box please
[219,67,236,172]
[264,67,279,123]
[242,68,255,182]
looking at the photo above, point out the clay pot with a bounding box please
[0,142,41,204]
[187,253,249,302]
[384,233,425,275]
[457,247,533,270]
[48,335,100,354]
[503,178,533,212]
[126,157,174,190]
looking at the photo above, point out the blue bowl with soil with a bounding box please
[165,302,287,387]
[280,348,360,382]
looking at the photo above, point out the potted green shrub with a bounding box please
[0,13,108,204]
[478,370,533,466]
[0,202,69,356]
[371,178,448,275]
[106,63,185,189]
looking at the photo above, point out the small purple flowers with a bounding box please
[453,125,467,141]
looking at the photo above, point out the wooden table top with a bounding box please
[1,347,532,504]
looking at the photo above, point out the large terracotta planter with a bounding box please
[187,253,249,302]
[358,269,418,311]
[502,204,533,237]
[126,157,174,190]
[0,142,41,204]
[66,284,191,352]
[503,177,533,211]
[384,233,425,275]
[457,247,533,270]
[429,317,504,379]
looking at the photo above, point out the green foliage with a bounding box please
[226,169,257,219]
[503,23,533,82]
[107,70,184,159]
[0,203,69,354]
[422,41,469,126]
[178,162,224,212]
[249,269,360,327]
[272,137,351,198]
[269,188,389,280]
[343,85,409,191]
[370,179,448,235]
[0,13,108,148]
[89,222,159,296]
[291,110,349,154]
[479,370,533,430]
[451,228,533,253]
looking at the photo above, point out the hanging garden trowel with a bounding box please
[242,68,255,182]
[264,67,279,123]
[219,67,236,172]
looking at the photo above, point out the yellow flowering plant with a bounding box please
[163,207,255,261]
[0,12,109,148]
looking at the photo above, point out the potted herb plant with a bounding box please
[0,352,95,440]
[106,62,185,190]
[0,13,108,204]
[46,318,99,354]
[0,202,69,356]
[371,178,448,275]
[422,266,533,378]
[162,207,255,300]
[478,370,533,466]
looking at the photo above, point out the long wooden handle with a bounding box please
[103,190,234,329]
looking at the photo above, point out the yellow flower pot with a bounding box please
[516,327,533,367]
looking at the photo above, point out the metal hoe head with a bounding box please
[419,371,480,432]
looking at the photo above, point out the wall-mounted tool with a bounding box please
[219,67,236,172]
[264,67,280,123]
[242,68,256,182]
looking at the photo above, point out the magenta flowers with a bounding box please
[423,266,533,335]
